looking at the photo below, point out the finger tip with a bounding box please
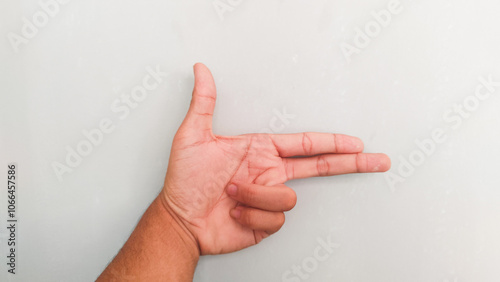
[191,63,216,95]
[226,184,237,196]
[193,62,204,68]
[342,135,364,153]
[194,62,211,71]
[366,153,391,172]
[348,135,364,152]
[355,137,364,152]
[378,153,392,172]
[192,63,208,76]
[230,207,241,219]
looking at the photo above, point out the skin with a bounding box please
[98,63,391,281]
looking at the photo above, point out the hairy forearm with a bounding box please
[97,195,200,281]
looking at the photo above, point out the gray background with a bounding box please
[1,0,500,281]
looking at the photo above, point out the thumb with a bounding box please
[181,63,217,136]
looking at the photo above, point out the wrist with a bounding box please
[98,193,200,281]
[155,192,201,258]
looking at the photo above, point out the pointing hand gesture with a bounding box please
[160,63,391,255]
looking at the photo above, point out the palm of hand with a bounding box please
[165,131,289,254]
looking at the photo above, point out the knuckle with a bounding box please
[242,185,258,203]
[316,155,330,176]
[302,132,313,155]
[355,153,367,173]
[284,159,295,180]
[332,133,339,152]
[240,209,255,226]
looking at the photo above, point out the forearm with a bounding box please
[97,195,200,281]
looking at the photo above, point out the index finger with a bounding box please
[270,133,364,157]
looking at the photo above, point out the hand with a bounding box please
[158,63,391,255]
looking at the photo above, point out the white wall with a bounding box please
[1,0,500,281]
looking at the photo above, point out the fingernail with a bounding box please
[227,184,237,196]
[230,208,241,219]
